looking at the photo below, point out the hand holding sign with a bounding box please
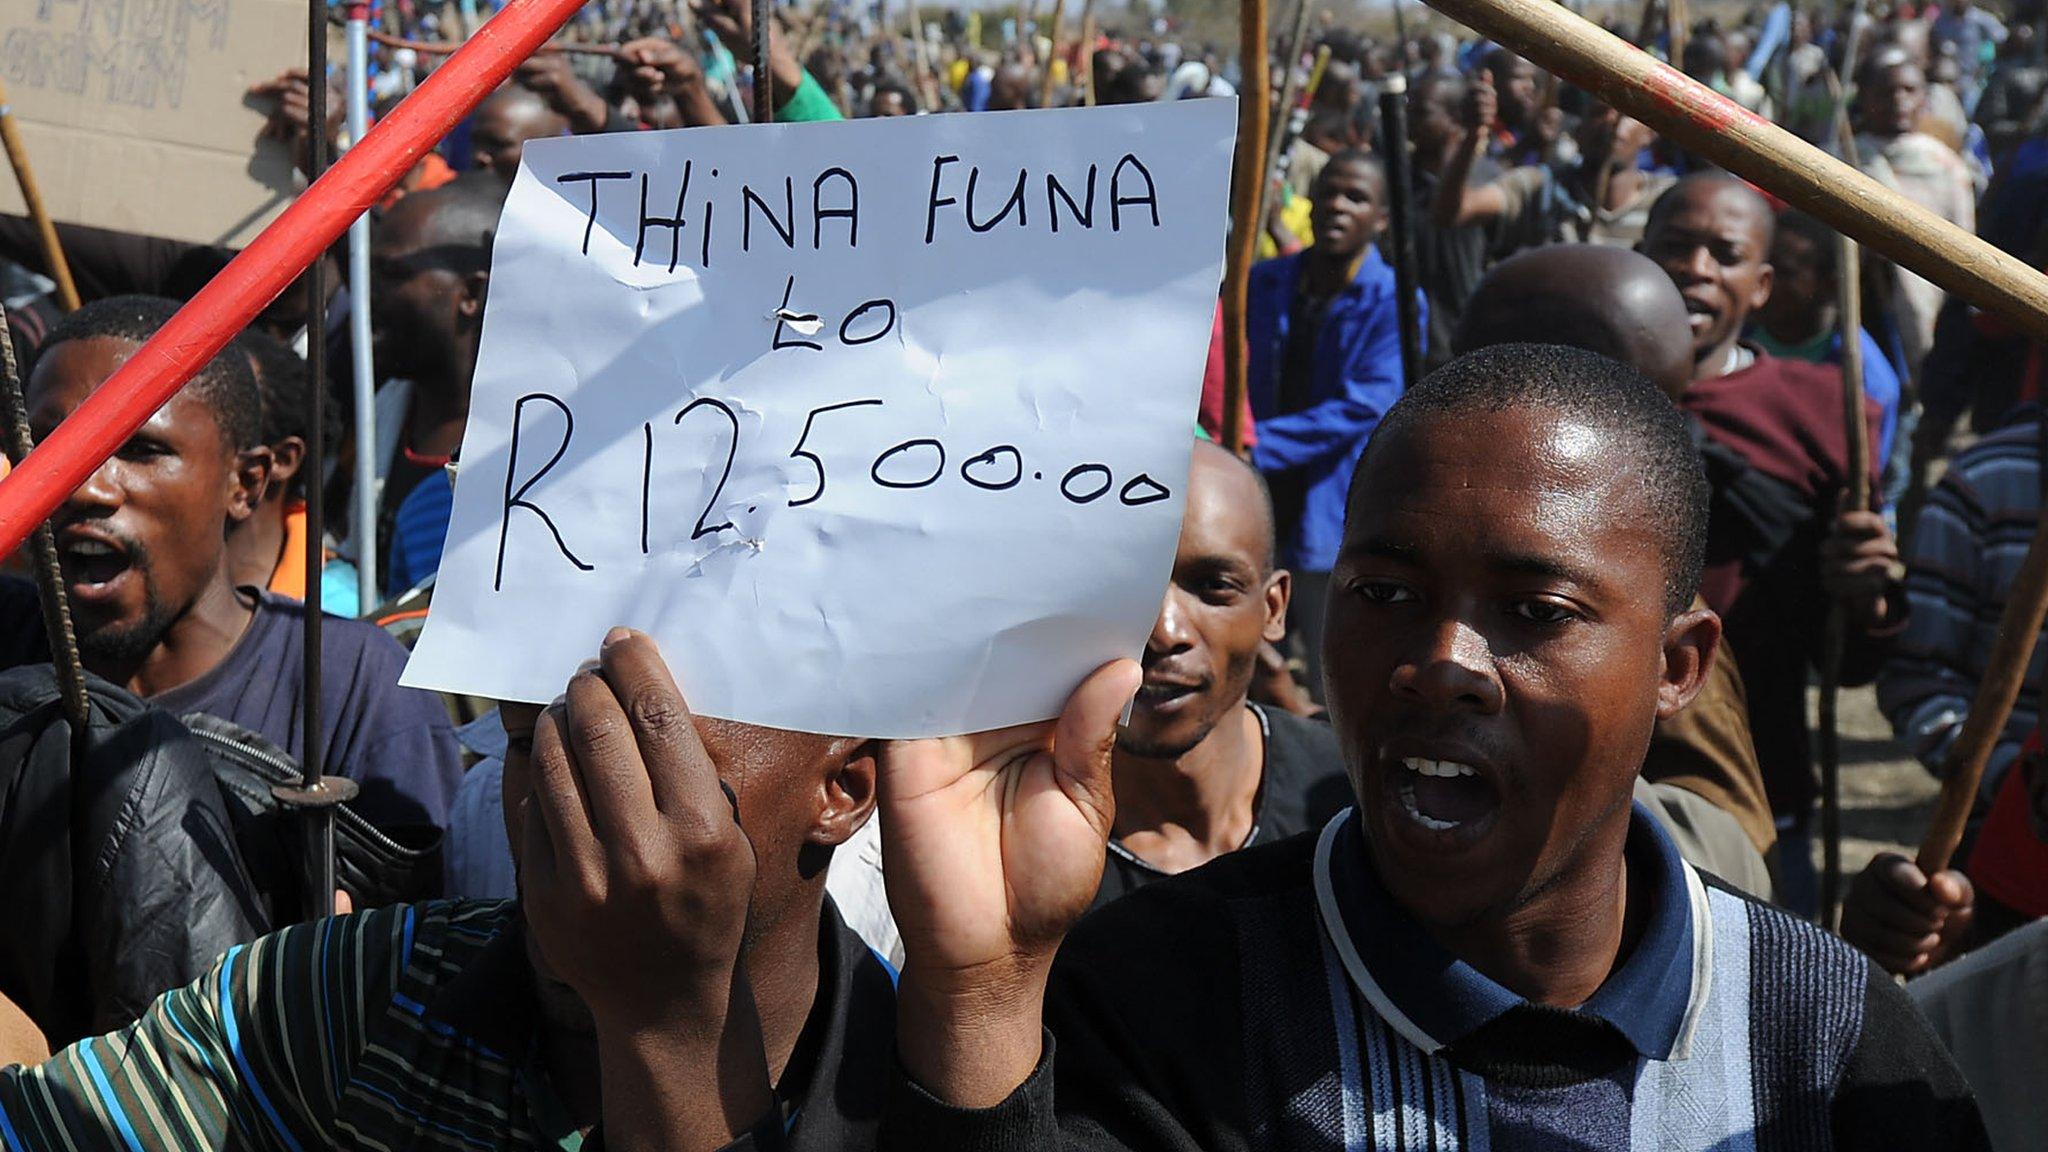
[403,103,1235,739]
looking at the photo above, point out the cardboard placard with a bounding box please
[0,0,303,247]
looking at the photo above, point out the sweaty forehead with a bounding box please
[1658,185,1770,245]
[1345,409,1663,590]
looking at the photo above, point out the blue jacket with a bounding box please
[1247,247,1419,571]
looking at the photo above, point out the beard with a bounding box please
[72,540,178,669]
[1116,715,1218,762]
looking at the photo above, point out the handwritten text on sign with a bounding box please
[402,102,1235,737]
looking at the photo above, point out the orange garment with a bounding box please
[378,151,458,210]
[266,501,311,600]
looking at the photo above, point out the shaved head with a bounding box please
[470,84,568,176]
[1454,245,1696,398]
[1189,439,1277,575]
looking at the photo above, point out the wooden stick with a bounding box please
[1267,0,1315,158]
[1668,0,1687,71]
[1078,0,1100,107]
[1817,233,1867,926]
[1038,0,1068,108]
[1919,515,2048,873]
[1257,0,1316,232]
[902,0,940,114]
[1380,76,1422,389]
[1222,0,1271,454]
[0,79,80,312]
[1414,0,2048,343]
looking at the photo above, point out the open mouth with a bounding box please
[1391,756,1502,837]
[1682,296,1716,335]
[59,537,134,598]
[1135,680,1202,710]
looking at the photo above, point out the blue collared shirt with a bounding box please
[1245,246,1422,572]
[1315,801,1706,1061]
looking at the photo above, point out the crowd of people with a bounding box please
[0,0,2041,1147]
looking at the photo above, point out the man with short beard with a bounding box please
[0,296,461,837]
[1096,440,1348,909]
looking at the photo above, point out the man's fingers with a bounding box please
[563,662,661,842]
[530,702,602,878]
[597,628,725,819]
[1854,893,1947,936]
[1051,658,1143,831]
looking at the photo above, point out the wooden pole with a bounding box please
[1919,519,2048,873]
[1413,0,2048,343]
[1222,0,1271,454]
[1816,232,1867,926]
[1380,76,1422,389]
[1267,0,1315,157]
[1667,0,1687,71]
[1257,0,1316,232]
[0,80,80,313]
[1038,0,1067,108]
[1078,0,1100,107]
[902,0,940,114]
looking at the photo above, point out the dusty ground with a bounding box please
[1825,684,1943,879]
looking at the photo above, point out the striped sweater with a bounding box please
[884,808,1991,1151]
[0,898,895,1151]
[1878,409,2046,807]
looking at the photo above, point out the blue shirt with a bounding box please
[1321,803,1700,1061]
[1246,247,1420,572]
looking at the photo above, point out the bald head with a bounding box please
[1122,439,1288,760]
[1187,439,1276,576]
[1454,245,1695,398]
[471,84,568,176]
[378,172,510,263]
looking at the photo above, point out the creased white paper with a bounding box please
[401,101,1236,738]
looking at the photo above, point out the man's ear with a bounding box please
[1263,568,1292,645]
[1656,603,1722,721]
[266,435,307,503]
[1749,261,1776,314]
[228,444,274,527]
[459,262,490,322]
[810,738,879,850]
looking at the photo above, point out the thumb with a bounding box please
[1051,658,1141,832]
[1479,68,1494,87]
[1927,869,1974,911]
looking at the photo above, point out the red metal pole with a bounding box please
[0,0,591,558]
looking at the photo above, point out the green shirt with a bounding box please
[778,71,843,123]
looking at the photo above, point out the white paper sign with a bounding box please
[402,101,1236,738]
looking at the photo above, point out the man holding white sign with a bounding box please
[0,104,1235,1152]
[403,99,1235,739]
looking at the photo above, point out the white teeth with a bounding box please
[1397,783,1463,831]
[66,541,116,557]
[1401,756,1479,779]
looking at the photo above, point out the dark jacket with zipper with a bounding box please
[0,665,267,1046]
